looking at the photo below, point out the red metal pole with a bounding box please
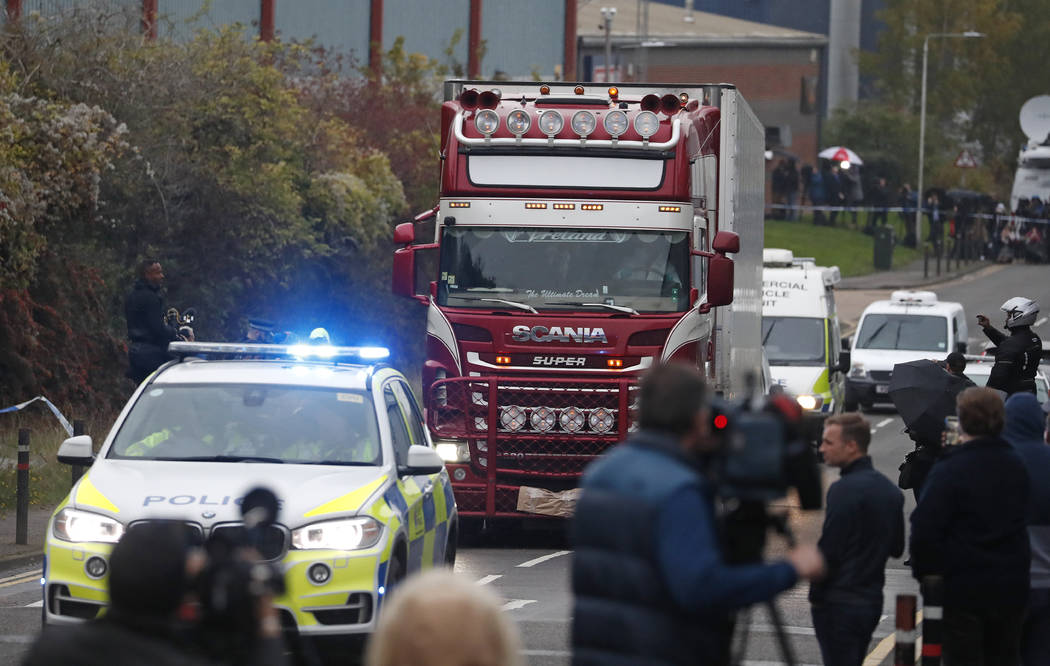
[6,0,22,21]
[369,0,383,79]
[259,0,275,42]
[563,0,577,81]
[467,0,482,79]
[141,0,158,41]
[894,594,918,666]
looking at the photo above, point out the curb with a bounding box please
[838,261,992,291]
[0,551,43,573]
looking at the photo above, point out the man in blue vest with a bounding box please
[570,363,825,666]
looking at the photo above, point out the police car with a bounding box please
[44,341,457,640]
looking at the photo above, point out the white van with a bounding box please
[762,249,847,437]
[846,290,968,410]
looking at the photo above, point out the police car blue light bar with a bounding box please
[168,342,390,361]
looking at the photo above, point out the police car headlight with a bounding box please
[795,394,823,411]
[53,508,124,544]
[292,517,383,551]
[435,439,470,463]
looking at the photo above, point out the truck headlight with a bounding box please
[53,508,124,544]
[435,439,470,463]
[292,517,383,551]
[848,364,870,379]
[795,395,823,411]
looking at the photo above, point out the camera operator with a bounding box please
[125,259,179,384]
[977,297,1042,396]
[570,363,825,666]
[23,522,288,666]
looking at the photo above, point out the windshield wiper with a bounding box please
[171,455,286,464]
[547,302,639,315]
[298,460,378,466]
[762,320,778,346]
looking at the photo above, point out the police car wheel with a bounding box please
[444,524,458,567]
[386,549,406,596]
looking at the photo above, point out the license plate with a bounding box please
[876,384,889,394]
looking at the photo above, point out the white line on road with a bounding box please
[516,550,570,568]
[520,650,571,657]
[875,418,894,429]
[24,600,42,608]
[475,574,502,586]
[1036,316,1048,328]
[500,599,537,611]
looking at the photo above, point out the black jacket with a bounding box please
[910,435,1030,610]
[983,324,1042,395]
[810,456,904,606]
[125,279,177,347]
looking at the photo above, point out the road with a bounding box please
[0,264,1046,664]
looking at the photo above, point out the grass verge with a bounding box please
[765,214,920,277]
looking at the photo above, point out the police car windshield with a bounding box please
[856,314,947,352]
[437,227,690,313]
[762,317,825,365]
[108,385,383,466]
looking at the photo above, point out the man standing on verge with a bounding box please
[125,259,179,385]
[571,363,825,666]
[910,387,1030,665]
[811,413,904,666]
[977,297,1042,396]
[1003,392,1050,665]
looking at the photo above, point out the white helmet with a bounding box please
[1000,297,1039,328]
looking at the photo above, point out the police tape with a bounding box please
[0,396,74,437]
[767,203,1050,225]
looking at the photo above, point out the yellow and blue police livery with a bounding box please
[43,341,457,640]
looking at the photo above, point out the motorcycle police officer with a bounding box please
[977,297,1042,396]
[125,259,178,385]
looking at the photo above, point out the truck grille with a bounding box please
[430,377,637,477]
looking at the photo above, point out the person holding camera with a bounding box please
[125,258,179,384]
[23,522,288,666]
[811,413,904,666]
[910,387,1030,665]
[977,297,1042,396]
[570,363,825,666]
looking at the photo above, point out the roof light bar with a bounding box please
[580,204,603,211]
[552,203,575,210]
[168,342,390,361]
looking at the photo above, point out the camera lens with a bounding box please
[85,556,108,579]
[308,563,331,585]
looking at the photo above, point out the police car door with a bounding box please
[382,381,432,572]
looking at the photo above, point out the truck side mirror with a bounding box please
[393,222,415,245]
[705,255,735,307]
[393,247,418,300]
[711,230,740,254]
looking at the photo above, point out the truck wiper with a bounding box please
[477,298,539,313]
[547,302,639,315]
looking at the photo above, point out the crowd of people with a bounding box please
[768,159,1050,264]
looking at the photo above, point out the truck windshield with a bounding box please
[108,385,382,465]
[856,314,947,352]
[437,226,690,313]
[762,317,825,365]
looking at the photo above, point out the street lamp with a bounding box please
[600,7,617,83]
[914,31,985,247]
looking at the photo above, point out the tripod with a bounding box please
[723,501,799,666]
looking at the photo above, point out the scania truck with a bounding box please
[392,81,765,519]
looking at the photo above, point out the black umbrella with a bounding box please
[888,359,972,442]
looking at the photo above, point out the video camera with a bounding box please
[708,388,823,566]
[193,486,286,665]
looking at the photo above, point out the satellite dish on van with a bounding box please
[1019,95,1050,143]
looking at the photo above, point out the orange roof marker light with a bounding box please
[553,203,575,210]
[574,85,585,95]
[524,202,547,209]
[608,86,619,99]
[539,84,551,95]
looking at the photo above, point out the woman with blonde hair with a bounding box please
[365,569,523,666]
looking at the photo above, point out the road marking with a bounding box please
[875,418,894,429]
[516,550,570,568]
[0,573,41,588]
[1036,316,1048,328]
[25,600,42,608]
[475,574,502,586]
[500,599,537,611]
[863,609,922,665]
[521,650,571,657]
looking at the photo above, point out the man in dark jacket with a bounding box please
[910,387,1030,665]
[571,363,825,666]
[23,522,288,666]
[811,413,904,665]
[1003,392,1050,665]
[978,297,1042,396]
[125,259,178,384]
